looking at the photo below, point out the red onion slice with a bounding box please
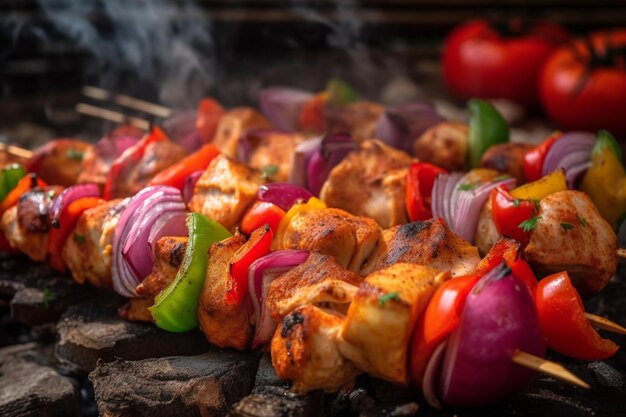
[432,172,463,227]
[289,136,322,188]
[542,132,595,188]
[183,170,204,204]
[49,183,101,228]
[248,250,310,348]
[307,133,358,196]
[422,339,447,410]
[258,183,313,212]
[439,264,545,407]
[163,111,202,153]
[147,211,188,262]
[259,87,313,132]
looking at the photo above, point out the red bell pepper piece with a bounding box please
[226,224,273,305]
[491,185,536,247]
[196,98,225,143]
[103,126,169,200]
[298,94,327,134]
[0,173,47,215]
[405,162,448,222]
[240,201,285,236]
[410,273,480,385]
[475,237,537,293]
[535,271,619,361]
[47,197,104,272]
[148,144,220,191]
[523,131,562,182]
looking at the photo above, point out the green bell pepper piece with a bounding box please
[326,78,358,105]
[467,99,509,168]
[150,213,232,332]
[0,164,26,202]
[593,130,622,163]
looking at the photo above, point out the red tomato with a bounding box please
[240,201,285,236]
[443,20,568,107]
[535,271,618,361]
[539,30,626,136]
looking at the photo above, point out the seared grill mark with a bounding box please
[399,221,429,238]
[281,312,304,338]
[169,242,186,268]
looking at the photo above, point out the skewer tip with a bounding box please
[512,350,590,390]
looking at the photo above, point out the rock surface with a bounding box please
[0,342,79,417]
[56,295,212,373]
[90,350,259,417]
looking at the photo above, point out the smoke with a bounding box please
[38,0,215,109]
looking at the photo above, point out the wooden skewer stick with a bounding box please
[585,312,626,335]
[617,248,626,259]
[0,143,33,160]
[82,86,172,118]
[76,103,150,131]
[512,350,590,389]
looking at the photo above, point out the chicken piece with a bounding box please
[27,139,91,187]
[123,236,188,322]
[413,122,469,171]
[339,264,449,384]
[246,131,305,182]
[197,233,253,350]
[211,108,271,159]
[326,101,384,143]
[271,304,360,393]
[1,186,63,261]
[476,198,501,256]
[525,190,617,297]
[278,208,381,273]
[267,252,361,320]
[188,155,263,231]
[320,140,414,228]
[62,199,126,289]
[361,218,480,277]
[480,143,534,183]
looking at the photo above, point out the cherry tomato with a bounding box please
[406,162,448,222]
[535,271,618,360]
[522,132,562,182]
[490,185,535,247]
[443,19,568,107]
[540,30,626,136]
[240,201,285,236]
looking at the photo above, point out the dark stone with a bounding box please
[56,295,212,373]
[0,256,54,307]
[0,342,80,417]
[90,350,259,417]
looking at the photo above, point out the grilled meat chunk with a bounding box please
[211,108,271,159]
[123,236,188,322]
[271,304,360,393]
[277,207,381,273]
[246,131,305,182]
[1,186,62,261]
[361,218,480,277]
[326,101,384,143]
[27,139,91,187]
[188,155,263,230]
[413,122,469,171]
[266,252,361,320]
[339,264,449,384]
[480,142,534,183]
[197,233,253,350]
[524,190,617,297]
[320,140,414,228]
[62,199,126,289]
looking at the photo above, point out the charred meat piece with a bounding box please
[271,304,360,393]
[62,198,126,289]
[188,155,264,231]
[339,264,449,385]
[245,131,305,182]
[277,208,381,273]
[326,101,384,143]
[266,252,361,320]
[361,218,480,277]
[524,190,617,297]
[27,139,91,187]
[211,108,271,159]
[1,185,62,261]
[321,139,414,228]
[197,233,253,350]
[413,122,469,171]
[480,142,534,183]
[124,236,188,322]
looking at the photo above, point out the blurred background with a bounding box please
[1,0,626,146]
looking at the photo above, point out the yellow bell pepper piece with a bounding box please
[510,169,567,201]
[580,149,626,229]
[272,197,326,250]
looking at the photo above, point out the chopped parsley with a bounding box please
[42,288,55,309]
[73,233,86,244]
[67,148,85,161]
[261,164,279,179]
[560,222,574,232]
[518,215,542,233]
[578,215,588,227]
[513,199,520,208]
[378,291,400,306]
[532,199,540,213]
[493,174,511,182]
[458,183,478,191]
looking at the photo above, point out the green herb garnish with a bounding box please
[42,288,55,309]
[560,223,574,232]
[73,233,86,244]
[458,183,478,191]
[578,215,588,227]
[261,164,279,180]
[513,199,520,208]
[518,215,542,233]
[67,148,85,161]
[493,174,511,182]
[378,291,400,306]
